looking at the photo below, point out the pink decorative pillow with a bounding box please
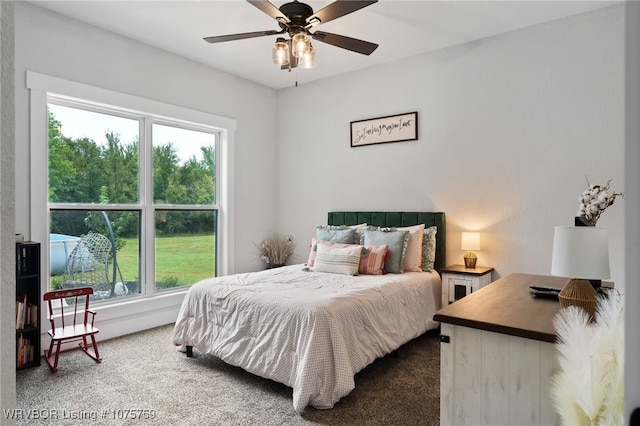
[397,224,425,272]
[307,238,388,275]
[358,244,388,275]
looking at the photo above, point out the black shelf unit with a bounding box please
[16,241,41,370]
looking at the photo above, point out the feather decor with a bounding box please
[551,295,624,425]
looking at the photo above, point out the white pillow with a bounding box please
[313,243,362,275]
[397,224,425,272]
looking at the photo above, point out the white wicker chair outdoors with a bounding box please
[62,232,116,300]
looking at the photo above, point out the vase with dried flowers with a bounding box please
[576,177,624,226]
[255,234,294,268]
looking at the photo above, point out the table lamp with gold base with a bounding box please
[550,226,610,320]
[461,232,481,269]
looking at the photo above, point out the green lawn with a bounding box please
[50,234,215,291]
[116,234,215,287]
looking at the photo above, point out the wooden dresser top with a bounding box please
[433,272,567,343]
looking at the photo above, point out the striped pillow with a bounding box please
[307,238,388,275]
[313,244,363,275]
[359,244,388,275]
[306,237,350,267]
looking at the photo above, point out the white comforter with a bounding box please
[172,265,441,412]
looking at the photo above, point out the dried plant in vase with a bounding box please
[551,295,624,425]
[255,234,294,268]
[576,177,623,226]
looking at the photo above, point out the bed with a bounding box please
[173,211,446,413]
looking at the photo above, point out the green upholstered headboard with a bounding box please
[327,211,446,272]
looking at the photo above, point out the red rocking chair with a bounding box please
[43,287,102,372]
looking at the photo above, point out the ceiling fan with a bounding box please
[203,0,379,70]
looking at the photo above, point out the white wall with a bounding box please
[0,2,16,423]
[2,0,635,421]
[276,5,626,290]
[625,2,640,421]
[14,2,278,274]
[12,2,280,352]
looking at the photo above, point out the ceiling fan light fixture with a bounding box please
[291,32,311,58]
[204,0,379,73]
[272,37,290,66]
[299,44,316,69]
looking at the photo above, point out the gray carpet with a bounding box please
[16,324,440,425]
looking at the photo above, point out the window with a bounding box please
[28,71,234,335]
[46,99,219,301]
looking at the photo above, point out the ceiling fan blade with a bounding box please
[204,30,281,44]
[247,0,290,23]
[312,31,378,55]
[308,0,377,26]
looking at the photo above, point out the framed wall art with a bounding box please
[350,111,418,147]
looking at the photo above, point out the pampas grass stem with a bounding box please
[551,295,624,425]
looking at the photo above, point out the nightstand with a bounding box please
[440,265,494,306]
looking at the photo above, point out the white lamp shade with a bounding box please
[551,226,610,279]
[461,232,481,251]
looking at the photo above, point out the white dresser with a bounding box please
[433,273,564,426]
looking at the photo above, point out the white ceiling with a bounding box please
[28,0,617,90]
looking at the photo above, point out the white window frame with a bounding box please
[27,71,236,340]
[48,97,221,297]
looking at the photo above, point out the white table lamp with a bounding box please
[551,226,610,318]
[461,232,481,269]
